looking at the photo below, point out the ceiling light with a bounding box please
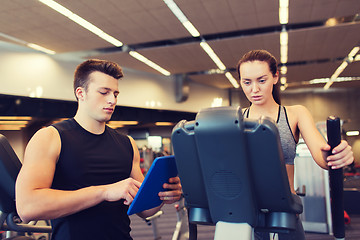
[280,66,287,74]
[325,61,349,89]
[38,0,123,47]
[155,122,174,126]
[309,78,328,84]
[325,46,358,89]
[225,72,240,88]
[280,45,288,64]
[208,69,225,74]
[355,54,360,61]
[0,121,29,125]
[0,32,56,54]
[279,0,289,8]
[280,84,288,91]
[0,126,26,131]
[0,116,32,120]
[182,21,201,37]
[280,31,288,45]
[163,0,187,22]
[309,76,360,84]
[346,130,359,136]
[325,18,338,26]
[129,51,170,76]
[348,46,360,59]
[279,0,289,25]
[200,42,226,71]
[108,121,139,126]
[163,0,200,37]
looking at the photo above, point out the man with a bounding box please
[15,59,182,239]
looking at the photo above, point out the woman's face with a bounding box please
[239,60,278,106]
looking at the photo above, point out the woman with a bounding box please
[237,50,354,239]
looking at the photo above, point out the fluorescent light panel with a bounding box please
[280,30,288,64]
[129,51,171,76]
[38,0,123,47]
[155,122,174,126]
[324,61,348,89]
[324,45,359,89]
[164,0,238,88]
[0,32,56,54]
[27,43,56,55]
[163,0,200,37]
[0,121,29,125]
[279,0,289,24]
[280,31,288,45]
[0,126,25,131]
[346,131,359,136]
[0,116,32,120]
[225,72,240,88]
[108,121,139,125]
[310,76,360,84]
[200,42,226,70]
[280,45,288,64]
[182,21,200,37]
[348,46,359,58]
[280,66,287,74]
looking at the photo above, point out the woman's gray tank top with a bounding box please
[244,106,297,165]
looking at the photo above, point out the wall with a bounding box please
[0,130,25,161]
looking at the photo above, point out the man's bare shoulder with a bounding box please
[30,126,59,143]
[24,126,61,162]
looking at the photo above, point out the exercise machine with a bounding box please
[0,134,52,239]
[171,107,346,239]
[171,106,303,240]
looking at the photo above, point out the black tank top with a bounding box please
[51,118,134,240]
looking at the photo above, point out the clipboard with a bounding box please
[127,155,178,215]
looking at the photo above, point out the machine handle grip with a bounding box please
[326,116,345,239]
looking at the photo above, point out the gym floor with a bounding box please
[130,204,360,240]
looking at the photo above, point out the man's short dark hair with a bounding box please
[73,59,123,100]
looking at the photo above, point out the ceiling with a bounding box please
[0,0,360,90]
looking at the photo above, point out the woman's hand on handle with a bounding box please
[322,140,354,169]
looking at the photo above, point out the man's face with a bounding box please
[79,71,119,123]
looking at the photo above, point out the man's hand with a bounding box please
[158,176,182,204]
[104,178,142,205]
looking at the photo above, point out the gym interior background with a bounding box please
[0,0,359,164]
[0,0,360,238]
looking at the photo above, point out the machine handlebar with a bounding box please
[327,116,345,239]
